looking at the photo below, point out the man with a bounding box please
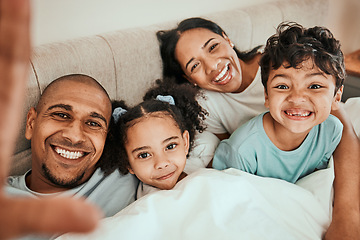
[6,74,138,219]
[0,1,137,239]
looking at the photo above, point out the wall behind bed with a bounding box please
[32,0,360,54]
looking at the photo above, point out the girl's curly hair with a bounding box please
[107,79,207,175]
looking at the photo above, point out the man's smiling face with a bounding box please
[25,77,111,193]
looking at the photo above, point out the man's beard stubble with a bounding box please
[42,164,86,189]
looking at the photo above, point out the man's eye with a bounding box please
[166,143,177,150]
[52,112,70,119]
[275,85,288,89]
[309,84,321,89]
[138,152,150,159]
[86,121,101,128]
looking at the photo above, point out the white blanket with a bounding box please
[58,166,334,240]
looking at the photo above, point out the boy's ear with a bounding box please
[222,32,234,48]
[264,89,269,109]
[182,130,190,155]
[25,107,37,140]
[331,85,343,111]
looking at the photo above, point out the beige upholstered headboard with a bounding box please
[10,0,330,175]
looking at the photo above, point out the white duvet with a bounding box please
[58,166,333,240]
[58,98,360,240]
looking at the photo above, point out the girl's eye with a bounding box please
[209,43,218,52]
[275,85,288,89]
[166,143,177,150]
[138,152,150,159]
[309,84,321,89]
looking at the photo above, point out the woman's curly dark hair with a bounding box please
[259,22,345,94]
[110,79,208,175]
[157,17,262,85]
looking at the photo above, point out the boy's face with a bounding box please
[125,114,189,190]
[264,59,342,134]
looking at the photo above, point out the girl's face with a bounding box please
[125,114,189,190]
[175,28,243,93]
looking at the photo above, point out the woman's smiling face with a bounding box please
[175,28,243,93]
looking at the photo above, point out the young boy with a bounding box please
[212,22,344,183]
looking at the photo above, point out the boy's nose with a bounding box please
[287,89,307,103]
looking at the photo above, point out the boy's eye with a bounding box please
[309,84,321,89]
[138,152,150,159]
[166,143,177,150]
[275,85,288,89]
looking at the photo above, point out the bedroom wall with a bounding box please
[32,0,360,54]
[30,0,277,46]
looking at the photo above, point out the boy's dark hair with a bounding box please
[259,22,345,94]
[157,17,262,85]
[111,79,208,175]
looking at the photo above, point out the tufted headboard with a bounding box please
[10,0,330,175]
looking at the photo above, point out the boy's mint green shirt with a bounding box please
[213,112,343,183]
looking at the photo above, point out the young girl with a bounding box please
[112,81,207,198]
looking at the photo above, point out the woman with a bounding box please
[157,17,266,169]
[157,17,360,239]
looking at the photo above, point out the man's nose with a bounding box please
[62,120,86,144]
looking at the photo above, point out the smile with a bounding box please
[214,63,230,83]
[284,110,312,117]
[53,146,85,160]
[157,171,175,181]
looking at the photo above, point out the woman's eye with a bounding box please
[191,63,199,72]
[275,85,288,89]
[209,43,218,52]
[166,143,177,150]
[138,152,150,159]
[309,84,321,89]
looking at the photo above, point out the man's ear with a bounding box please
[331,85,343,111]
[222,32,234,48]
[25,107,37,140]
[264,89,269,109]
[182,130,190,155]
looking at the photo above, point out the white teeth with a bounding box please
[286,111,311,117]
[215,63,229,81]
[54,147,84,160]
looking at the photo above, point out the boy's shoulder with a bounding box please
[323,114,343,131]
[227,112,266,145]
